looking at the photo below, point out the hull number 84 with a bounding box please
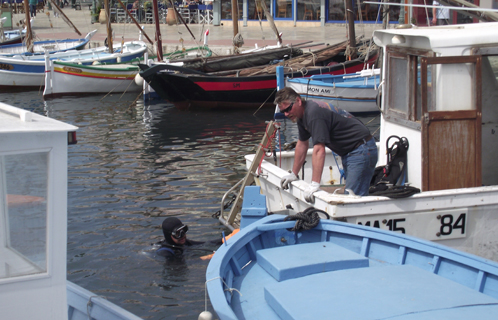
[354,209,468,241]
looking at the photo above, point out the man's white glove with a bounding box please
[280,172,298,190]
[304,181,320,203]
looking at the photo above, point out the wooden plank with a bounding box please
[225,121,277,226]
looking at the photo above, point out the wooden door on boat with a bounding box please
[420,56,482,191]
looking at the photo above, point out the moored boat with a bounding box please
[43,60,142,99]
[0,103,142,319]
[219,22,498,262]
[139,40,379,110]
[206,186,498,320]
[0,29,96,55]
[0,40,148,92]
[1,29,26,46]
[283,67,381,114]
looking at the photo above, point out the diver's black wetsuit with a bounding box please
[156,217,222,259]
[156,239,205,258]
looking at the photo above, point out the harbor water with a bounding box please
[0,91,379,319]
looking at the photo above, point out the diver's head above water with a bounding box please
[162,217,189,246]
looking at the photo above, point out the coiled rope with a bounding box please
[284,207,330,231]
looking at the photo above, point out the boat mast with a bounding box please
[105,0,113,52]
[116,0,154,44]
[345,0,357,59]
[231,0,239,47]
[152,0,163,61]
[23,0,33,53]
[256,0,282,45]
[46,0,82,35]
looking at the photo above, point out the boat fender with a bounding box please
[198,311,213,320]
[135,74,144,86]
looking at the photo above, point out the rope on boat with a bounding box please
[253,87,277,116]
[86,295,108,318]
[233,32,245,49]
[203,276,242,317]
[284,207,330,231]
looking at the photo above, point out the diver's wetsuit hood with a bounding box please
[162,217,183,246]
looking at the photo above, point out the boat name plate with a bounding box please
[63,66,83,74]
[0,63,14,71]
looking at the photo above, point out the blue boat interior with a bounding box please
[207,186,498,319]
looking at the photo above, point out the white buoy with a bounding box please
[198,311,213,320]
[134,74,144,86]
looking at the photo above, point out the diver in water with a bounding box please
[156,217,206,259]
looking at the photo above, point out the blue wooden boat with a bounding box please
[0,29,96,55]
[1,29,26,46]
[283,67,381,114]
[206,186,498,320]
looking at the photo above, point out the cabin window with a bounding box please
[388,55,409,115]
[490,56,498,79]
[385,47,432,127]
[0,152,48,280]
[427,62,476,112]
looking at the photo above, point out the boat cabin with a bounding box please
[373,22,498,191]
[0,103,77,319]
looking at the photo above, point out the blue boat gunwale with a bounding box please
[206,214,498,319]
[288,73,381,89]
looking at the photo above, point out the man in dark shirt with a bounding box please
[275,87,378,200]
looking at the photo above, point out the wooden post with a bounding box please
[105,0,113,53]
[345,0,357,60]
[225,121,277,227]
[23,0,33,53]
[231,0,239,38]
[152,0,163,61]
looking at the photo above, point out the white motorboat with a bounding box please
[0,103,142,320]
[220,22,498,262]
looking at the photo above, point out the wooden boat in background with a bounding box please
[43,60,142,98]
[283,67,381,114]
[0,40,147,92]
[139,40,379,110]
[206,186,498,320]
[0,29,96,55]
[1,29,26,46]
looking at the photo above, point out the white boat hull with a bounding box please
[44,61,141,97]
[245,151,498,262]
[0,41,147,90]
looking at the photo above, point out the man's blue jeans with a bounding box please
[341,138,378,196]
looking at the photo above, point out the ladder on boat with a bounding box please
[218,121,278,230]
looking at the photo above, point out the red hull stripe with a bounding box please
[54,70,135,80]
